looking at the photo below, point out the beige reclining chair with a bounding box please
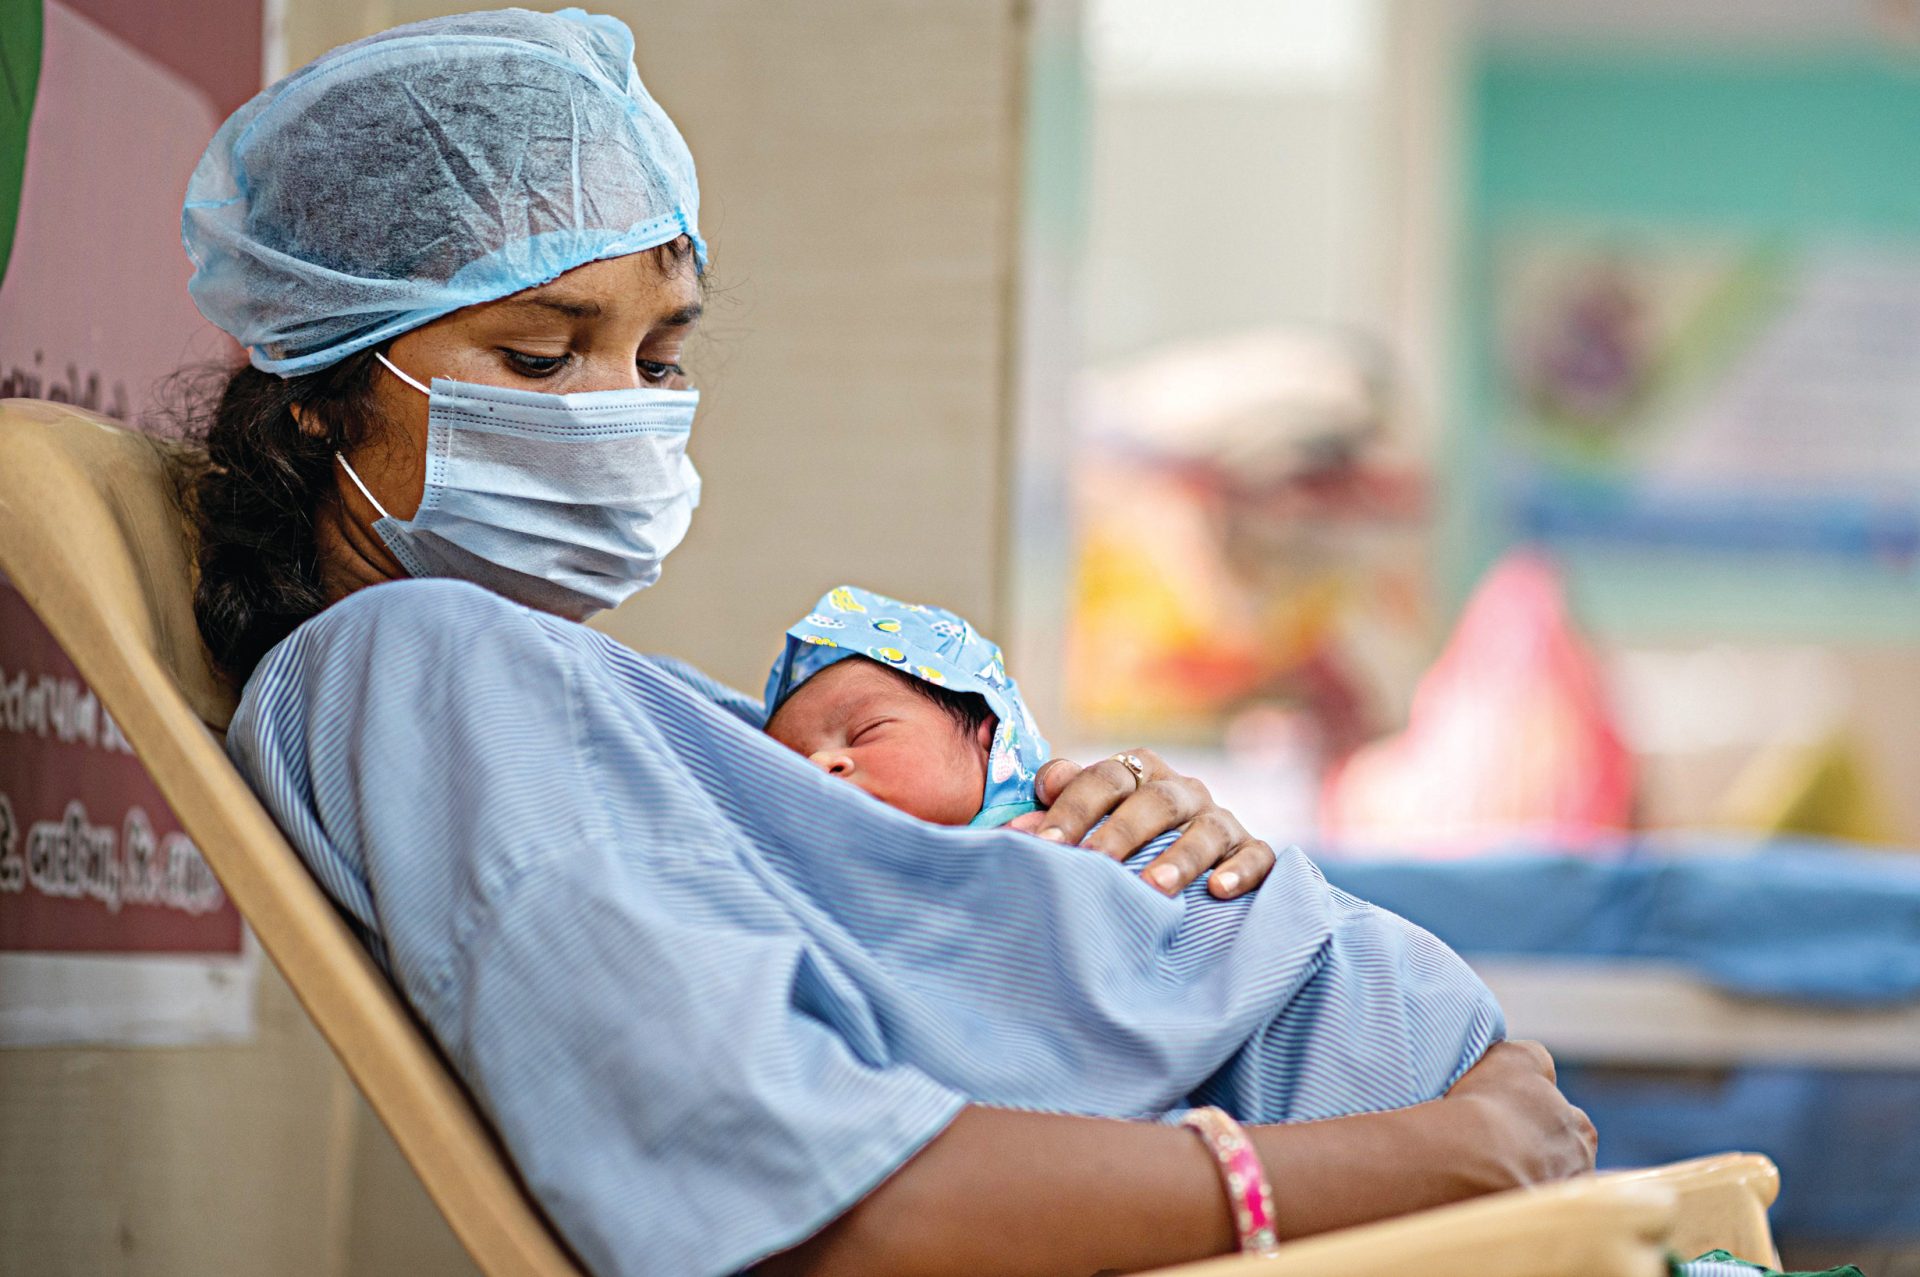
[0,398,1781,1277]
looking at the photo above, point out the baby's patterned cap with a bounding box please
[765,585,1050,820]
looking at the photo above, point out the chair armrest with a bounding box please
[1138,1175,1677,1277]
[1596,1153,1780,1267]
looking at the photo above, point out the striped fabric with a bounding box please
[228,579,1504,1276]
[1679,1261,1773,1277]
[1671,1255,1861,1277]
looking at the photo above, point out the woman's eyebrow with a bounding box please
[499,293,603,319]
[493,296,702,325]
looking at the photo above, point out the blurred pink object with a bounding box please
[1320,552,1634,855]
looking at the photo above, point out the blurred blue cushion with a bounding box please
[1320,839,1920,1005]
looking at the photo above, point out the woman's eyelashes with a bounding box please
[501,348,569,377]
[497,349,685,385]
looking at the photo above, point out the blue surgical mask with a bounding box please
[336,352,701,618]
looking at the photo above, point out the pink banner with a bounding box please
[0,0,255,966]
[0,582,242,955]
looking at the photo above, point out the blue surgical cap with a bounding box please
[766,586,1052,827]
[182,8,704,376]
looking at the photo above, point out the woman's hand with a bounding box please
[1436,1039,1599,1192]
[1233,1040,1595,1241]
[1008,748,1276,898]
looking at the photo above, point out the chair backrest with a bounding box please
[0,399,584,1277]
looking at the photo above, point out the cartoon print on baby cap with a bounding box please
[766,584,1051,820]
[991,720,1026,784]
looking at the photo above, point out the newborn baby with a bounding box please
[763,585,1054,831]
[763,585,1508,1129]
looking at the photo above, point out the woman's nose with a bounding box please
[809,750,855,778]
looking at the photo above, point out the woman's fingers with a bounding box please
[1002,809,1050,835]
[1444,1040,1596,1186]
[1138,811,1272,898]
[1127,805,1230,893]
[1030,749,1280,894]
[1515,1037,1557,1084]
[1032,757,1082,809]
[1081,776,1206,862]
[1032,750,1174,848]
[1515,1041,1598,1176]
[1572,1103,1599,1164]
[1203,836,1276,899]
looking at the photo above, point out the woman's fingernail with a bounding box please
[1038,827,1066,842]
[1213,871,1240,895]
[1149,864,1180,891]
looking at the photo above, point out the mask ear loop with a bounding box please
[337,349,430,522]
[374,349,432,396]
[335,452,394,521]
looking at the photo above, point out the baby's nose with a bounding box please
[808,750,855,779]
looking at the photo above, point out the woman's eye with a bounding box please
[638,359,685,385]
[503,350,569,377]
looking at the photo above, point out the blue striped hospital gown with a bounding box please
[227,579,1503,1276]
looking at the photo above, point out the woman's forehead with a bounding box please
[474,250,701,326]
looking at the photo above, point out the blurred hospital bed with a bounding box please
[1475,957,1920,1072]
[1323,842,1920,1247]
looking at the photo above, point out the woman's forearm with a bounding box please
[755,1105,1235,1277]
[758,1043,1594,1277]
[1245,1039,1599,1235]
[1248,1101,1476,1236]
[757,1100,1477,1277]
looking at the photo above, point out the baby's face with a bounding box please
[766,658,994,825]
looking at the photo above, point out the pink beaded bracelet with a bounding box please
[1180,1106,1280,1256]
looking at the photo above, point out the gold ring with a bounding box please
[1112,752,1147,791]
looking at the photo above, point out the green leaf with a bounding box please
[0,0,45,289]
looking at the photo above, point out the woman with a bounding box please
[180,11,1593,1276]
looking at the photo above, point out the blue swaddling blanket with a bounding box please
[228,579,1501,1277]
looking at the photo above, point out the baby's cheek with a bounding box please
[905,761,989,826]
[928,771,989,825]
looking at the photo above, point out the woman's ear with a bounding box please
[290,402,325,438]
